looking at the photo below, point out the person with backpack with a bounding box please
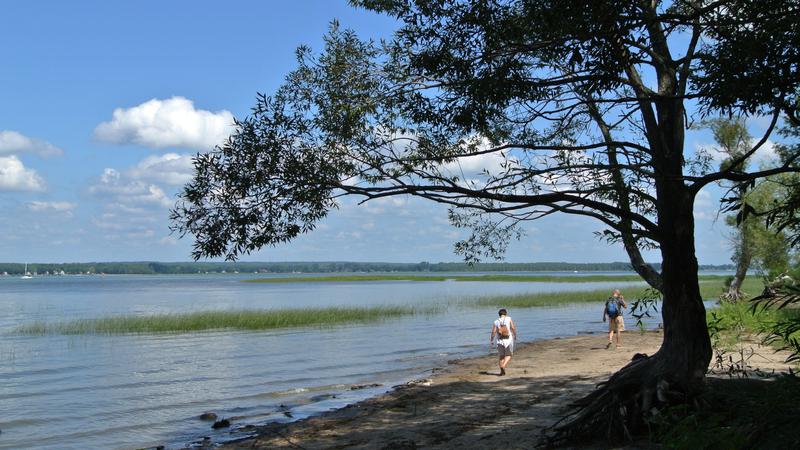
[603,289,627,349]
[490,308,518,376]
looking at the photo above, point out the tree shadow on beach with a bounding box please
[219,374,605,449]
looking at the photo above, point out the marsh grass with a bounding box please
[468,287,647,308]
[16,306,433,335]
[470,276,759,309]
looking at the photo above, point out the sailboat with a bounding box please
[21,263,32,279]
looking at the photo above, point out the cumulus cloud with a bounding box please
[0,155,46,191]
[440,135,510,176]
[94,96,235,151]
[127,153,194,185]
[0,130,64,157]
[27,201,77,212]
[89,168,172,208]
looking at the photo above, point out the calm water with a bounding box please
[0,273,656,449]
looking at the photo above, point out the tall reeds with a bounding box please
[16,306,428,335]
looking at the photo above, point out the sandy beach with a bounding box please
[191,330,794,450]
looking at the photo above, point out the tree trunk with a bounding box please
[546,187,714,445]
[725,249,750,302]
[646,85,712,394]
[724,227,751,302]
[546,93,713,444]
[654,189,712,391]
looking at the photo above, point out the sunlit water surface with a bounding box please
[0,273,668,449]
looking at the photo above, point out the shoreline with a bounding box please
[212,331,664,449]
[170,330,793,449]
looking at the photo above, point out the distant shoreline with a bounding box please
[243,273,729,283]
[0,260,735,276]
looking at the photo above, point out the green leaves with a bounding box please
[693,0,800,119]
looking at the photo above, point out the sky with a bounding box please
[0,1,779,265]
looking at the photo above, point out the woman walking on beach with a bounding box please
[490,308,517,376]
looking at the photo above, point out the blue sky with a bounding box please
[0,1,773,264]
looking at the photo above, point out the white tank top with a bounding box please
[495,316,513,347]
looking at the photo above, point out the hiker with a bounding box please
[603,289,627,349]
[490,308,517,376]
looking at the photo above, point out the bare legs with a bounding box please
[499,355,512,375]
[606,318,622,349]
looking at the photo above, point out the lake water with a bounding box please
[0,273,660,449]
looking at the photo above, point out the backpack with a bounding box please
[498,318,511,339]
[605,298,620,318]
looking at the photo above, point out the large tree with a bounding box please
[704,118,793,300]
[704,117,755,301]
[172,0,800,441]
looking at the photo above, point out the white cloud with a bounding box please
[442,152,508,175]
[693,189,719,221]
[159,236,179,245]
[0,155,46,191]
[89,168,172,208]
[86,163,178,244]
[337,230,363,240]
[127,153,194,185]
[27,201,77,212]
[751,140,779,168]
[440,135,510,176]
[696,139,779,169]
[0,131,64,157]
[94,96,235,151]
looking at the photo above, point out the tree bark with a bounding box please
[654,189,712,390]
[650,90,712,391]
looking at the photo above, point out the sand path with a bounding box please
[211,331,792,450]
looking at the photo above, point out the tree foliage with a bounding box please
[171,0,800,442]
[704,117,794,300]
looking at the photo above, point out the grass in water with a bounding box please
[470,276,762,309]
[469,287,647,308]
[16,306,430,335]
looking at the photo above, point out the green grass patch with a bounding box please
[707,297,800,353]
[469,276,744,309]
[470,286,648,308]
[652,376,800,449]
[707,301,782,335]
[705,276,789,335]
[245,274,730,284]
[15,306,429,335]
[699,276,763,300]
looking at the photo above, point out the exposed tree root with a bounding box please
[540,352,695,448]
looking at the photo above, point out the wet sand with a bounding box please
[201,331,792,449]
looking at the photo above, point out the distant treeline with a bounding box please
[0,261,734,275]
